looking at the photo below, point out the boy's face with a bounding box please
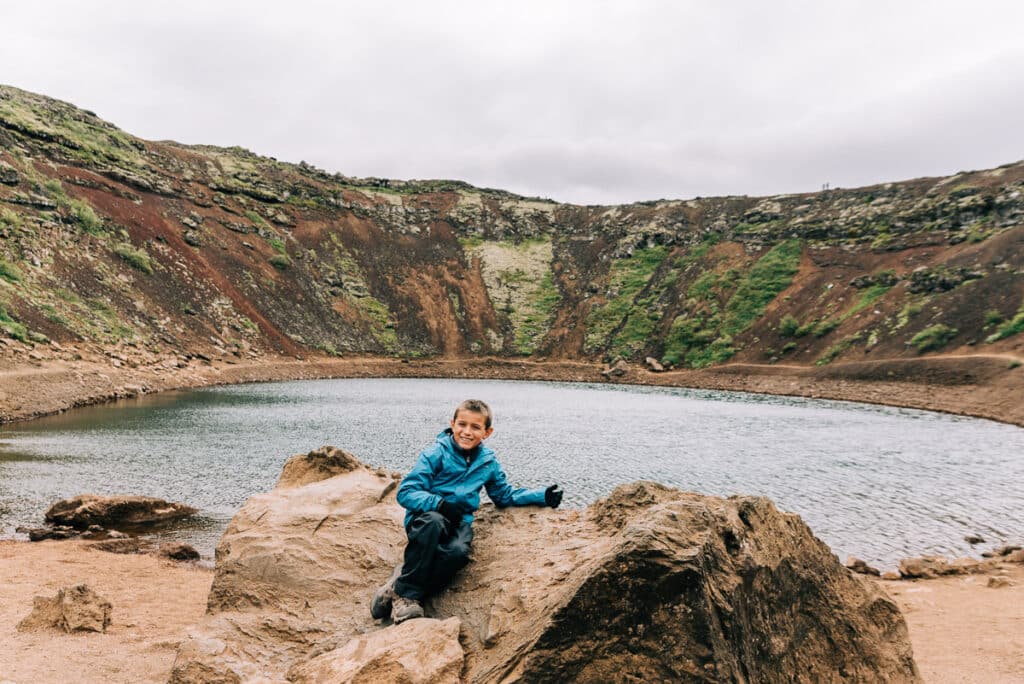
[450,409,493,451]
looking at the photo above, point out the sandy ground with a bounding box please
[0,540,1021,683]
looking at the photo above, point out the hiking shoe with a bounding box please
[391,595,424,623]
[370,564,402,620]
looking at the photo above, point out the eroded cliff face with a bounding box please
[1,83,1022,374]
[170,447,920,683]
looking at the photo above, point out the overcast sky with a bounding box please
[2,1,1023,205]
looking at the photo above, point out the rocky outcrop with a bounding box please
[16,584,112,633]
[171,446,920,683]
[44,494,197,529]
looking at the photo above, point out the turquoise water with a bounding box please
[1,378,1022,568]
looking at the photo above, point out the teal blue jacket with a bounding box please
[396,429,547,527]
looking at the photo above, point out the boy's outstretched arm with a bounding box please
[485,463,561,508]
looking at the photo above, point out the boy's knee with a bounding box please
[420,510,448,530]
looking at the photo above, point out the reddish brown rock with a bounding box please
[846,555,882,576]
[159,542,201,561]
[45,494,197,530]
[170,447,920,683]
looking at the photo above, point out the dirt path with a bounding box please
[1,540,1021,683]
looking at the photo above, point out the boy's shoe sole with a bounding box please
[370,564,403,620]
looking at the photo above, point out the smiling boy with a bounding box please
[371,399,563,623]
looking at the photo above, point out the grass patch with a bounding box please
[584,246,668,353]
[268,238,287,255]
[515,271,561,354]
[113,242,154,274]
[816,334,862,366]
[245,210,269,227]
[0,207,23,228]
[721,239,802,336]
[910,324,958,352]
[0,259,23,284]
[269,254,291,270]
[71,200,104,235]
[0,305,28,342]
[986,301,1024,342]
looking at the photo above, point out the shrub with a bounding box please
[268,238,287,255]
[983,309,1004,328]
[0,306,28,342]
[0,259,22,284]
[909,324,958,352]
[985,303,1024,343]
[113,242,154,274]
[778,314,800,337]
[71,200,103,235]
[269,254,291,270]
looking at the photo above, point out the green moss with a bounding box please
[584,246,668,353]
[983,309,1004,328]
[0,259,23,284]
[0,207,23,228]
[268,238,287,255]
[842,284,892,320]
[721,239,802,336]
[778,314,800,337]
[0,306,28,342]
[816,334,862,365]
[515,271,561,354]
[355,295,398,351]
[909,324,958,352]
[246,210,270,228]
[113,242,154,274]
[71,200,104,235]
[986,301,1024,342]
[268,254,291,270]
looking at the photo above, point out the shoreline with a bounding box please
[3,352,1023,427]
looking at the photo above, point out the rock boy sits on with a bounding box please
[372,399,563,623]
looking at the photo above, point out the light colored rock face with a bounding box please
[17,584,112,633]
[172,448,921,683]
[288,617,464,684]
[44,494,197,529]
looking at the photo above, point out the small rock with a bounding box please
[644,357,665,372]
[964,534,985,545]
[601,359,629,378]
[898,556,949,579]
[845,556,881,576]
[17,584,112,633]
[881,571,902,581]
[27,526,80,542]
[987,576,1012,589]
[88,537,148,554]
[159,542,201,561]
[982,544,1022,558]
[81,524,107,539]
[45,494,197,530]
[1005,549,1024,563]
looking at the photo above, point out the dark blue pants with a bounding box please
[394,511,473,601]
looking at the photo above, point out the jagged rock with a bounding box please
[183,230,203,247]
[288,617,463,684]
[17,584,112,633]
[964,534,985,545]
[846,555,881,576]
[1005,549,1024,563]
[159,542,201,561]
[0,161,19,185]
[88,537,149,554]
[987,576,1012,588]
[170,447,920,683]
[601,359,629,378]
[45,494,197,530]
[899,556,948,578]
[26,525,80,541]
[644,356,665,372]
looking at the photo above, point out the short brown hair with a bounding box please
[453,399,492,429]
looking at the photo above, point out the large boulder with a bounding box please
[44,494,197,530]
[171,446,920,683]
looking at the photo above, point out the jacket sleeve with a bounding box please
[485,461,547,508]
[396,449,444,514]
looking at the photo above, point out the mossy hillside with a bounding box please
[584,245,670,355]
[662,240,803,368]
[323,233,397,351]
[466,238,560,354]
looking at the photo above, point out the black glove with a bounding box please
[544,484,563,508]
[437,499,463,527]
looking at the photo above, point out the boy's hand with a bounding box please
[544,485,563,508]
[437,499,464,527]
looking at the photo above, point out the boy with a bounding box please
[371,399,563,623]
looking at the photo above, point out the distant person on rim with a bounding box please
[371,399,563,623]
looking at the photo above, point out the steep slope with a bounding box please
[1,84,1022,392]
